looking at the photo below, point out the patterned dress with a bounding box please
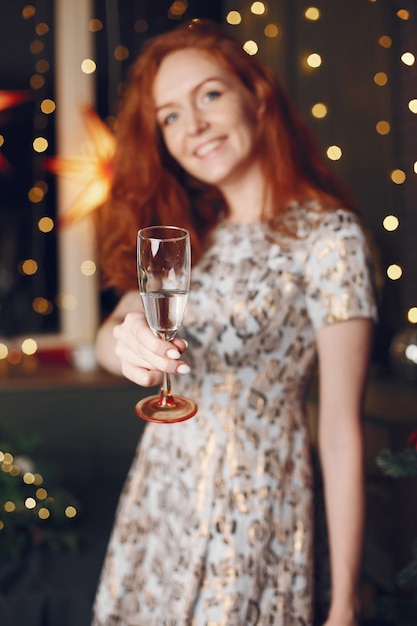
[92,206,377,626]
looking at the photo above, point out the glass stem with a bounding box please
[159,371,176,408]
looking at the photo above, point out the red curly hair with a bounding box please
[96,18,356,293]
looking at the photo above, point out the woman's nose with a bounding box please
[186,105,208,135]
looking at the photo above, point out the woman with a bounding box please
[92,19,377,626]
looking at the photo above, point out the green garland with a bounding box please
[373,436,417,624]
[0,431,80,558]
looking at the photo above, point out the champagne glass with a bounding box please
[135,226,198,423]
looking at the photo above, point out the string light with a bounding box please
[387,264,403,280]
[383,215,400,232]
[264,24,278,38]
[305,7,320,21]
[326,145,343,161]
[390,169,406,184]
[81,58,96,74]
[374,71,388,86]
[408,99,417,114]
[311,103,328,119]
[226,11,242,26]
[401,52,415,66]
[306,53,322,68]
[378,35,392,48]
[251,2,266,15]
[408,308,417,324]
[243,40,259,56]
[375,120,390,135]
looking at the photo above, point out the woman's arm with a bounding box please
[95,289,190,385]
[316,317,373,625]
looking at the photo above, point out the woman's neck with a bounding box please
[220,163,271,224]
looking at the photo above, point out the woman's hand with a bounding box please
[113,310,189,387]
[95,289,190,384]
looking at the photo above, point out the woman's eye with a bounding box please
[203,90,221,103]
[163,112,179,126]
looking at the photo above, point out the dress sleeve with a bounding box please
[304,210,378,330]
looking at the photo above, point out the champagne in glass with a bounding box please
[135,226,197,423]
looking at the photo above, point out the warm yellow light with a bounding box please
[376,120,390,135]
[81,260,96,276]
[81,59,96,74]
[22,338,37,356]
[21,259,38,275]
[30,40,44,55]
[28,185,45,203]
[378,35,392,48]
[311,103,328,118]
[30,74,45,90]
[89,18,103,32]
[383,215,399,231]
[40,98,55,114]
[36,488,48,499]
[307,53,322,68]
[0,135,4,147]
[387,264,402,280]
[36,22,49,36]
[226,10,242,25]
[0,344,8,360]
[23,472,35,484]
[22,5,36,19]
[408,308,417,324]
[401,52,415,66]
[390,169,406,184]
[134,19,148,33]
[168,1,188,18]
[374,72,388,86]
[409,99,417,114]
[25,498,37,509]
[264,24,279,38]
[243,40,259,56]
[33,297,53,315]
[38,508,50,520]
[3,453,13,464]
[65,506,78,518]
[38,217,54,233]
[305,7,320,20]
[4,502,16,513]
[397,9,410,20]
[114,45,129,62]
[34,474,43,486]
[251,1,266,15]
[33,137,48,153]
[414,161,417,174]
[326,145,342,161]
[36,59,50,73]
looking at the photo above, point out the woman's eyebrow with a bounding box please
[155,76,226,112]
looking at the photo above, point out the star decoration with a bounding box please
[44,104,115,227]
[0,90,28,114]
[0,90,29,174]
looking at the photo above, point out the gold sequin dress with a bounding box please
[92,206,377,626]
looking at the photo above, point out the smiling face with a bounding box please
[153,48,262,193]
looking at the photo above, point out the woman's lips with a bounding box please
[194,137,225,158]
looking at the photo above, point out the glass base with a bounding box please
[135,394,198,424]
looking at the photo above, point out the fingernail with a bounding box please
[167,348,181,359]
[177,363,190,374]
[182,339,189,348]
